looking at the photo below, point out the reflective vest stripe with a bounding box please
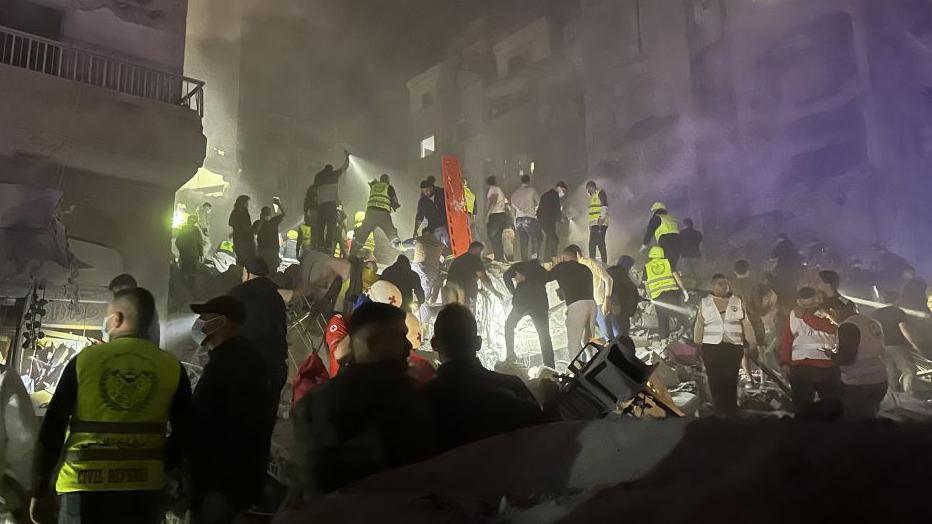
[65,449,164,462]
[645,259,678,300]
[654,214,679,241]
[588,192,607,225]
[367,182,393,211]
[69,421,166,434]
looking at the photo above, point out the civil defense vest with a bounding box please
[366,181,393,212]
[839,315,888,386]
[789,310,836,363]
[645,258,678,300]
[56,337,182,493]
[654,214,679,241]
[588,191,608,226]
[701,295,746,345]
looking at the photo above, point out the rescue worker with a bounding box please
[570,245,614,341]
[414,179,449,247]
[644,246,689,341]
[350,174,402,258]
[693,274,756,416]
[176,214,204,289]
[463,179,477,225]
[873,290,919,396]
[779,287,840,418]
[641,202,682,270]
[313,150,351,255]
[586,181,609,264]
[547,246,597,354]
[485,176,510,262]
[31,288,192,524]
[503,259,554,367]
[195,202,212,254]
[511,174,542,261]
[412,230,445,324]
[296,213,313,260]
[282,229,299,262]
[348,211,376,258]
[830,306,888,420]
[538,182,568,261]
[254,198,285,274]
[228,195,256,265]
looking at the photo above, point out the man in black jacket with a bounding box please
[293,302,437,495]
[413,179,449,247]
[503,260,554,367]
[537,182,567,261]
[424,304,544,452]
[254,198,285,274]
[380,255,424,311]
[188,296,270,523]
[606,256,641,337]
[229,257,287,436]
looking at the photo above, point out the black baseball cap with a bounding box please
[190,295,247,325]
[244,256,270,277]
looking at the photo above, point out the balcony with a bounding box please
[0,25,204,117]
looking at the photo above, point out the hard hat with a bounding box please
[366,280,402,307]
[286,230,298,240]
[648,246,666,259]
[650,202,667,213]
[405,312,422,350]
[355,211,366,222]
[219,240,234,253]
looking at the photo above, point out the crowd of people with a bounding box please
[28,156,932,523]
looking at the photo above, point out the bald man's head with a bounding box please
[106,288,156,339]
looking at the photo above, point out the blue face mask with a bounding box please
[191,317,221,346]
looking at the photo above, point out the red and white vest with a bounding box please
[789,310,835,362]
[700,296,745,345]
[839,315,888,386]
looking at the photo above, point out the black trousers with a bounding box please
[315,201,340,254]
[487,212,510,261]
[540,219,559,260]
[504,304,554,368]
[232,236,256,266]
[789,365,842,418]
[58,491,162,524]
[589,225,608,264]
[515,217,542,261]
[701,343,745,416]
[658,233,682,271]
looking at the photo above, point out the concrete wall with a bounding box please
[0,63,205,318]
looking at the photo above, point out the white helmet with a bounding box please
[405,312,422,350]
[366,280,402,308]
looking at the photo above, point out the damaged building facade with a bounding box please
[411,0,932,270]
[0,0,205,365]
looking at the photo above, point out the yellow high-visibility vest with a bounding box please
[56,337,181,493]
[366,181,393,212]
[298,224,312,247]
[654,214,679,241]
[464,185,476,215]
[588,191,607,226]
[645,258,679,300]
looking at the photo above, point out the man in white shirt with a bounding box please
[485,176,510,262]
[510,174,542,261]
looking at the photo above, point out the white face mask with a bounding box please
[101,314,115,342]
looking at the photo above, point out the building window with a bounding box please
[420,136,436,159]
[422,92,434,110]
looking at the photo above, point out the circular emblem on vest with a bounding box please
[100,353,159,412]
[649,262,666,274]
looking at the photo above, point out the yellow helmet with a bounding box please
[354,211,366,223]
[648,246,666,259]
[286,230,298,240]
[650,202,667,213]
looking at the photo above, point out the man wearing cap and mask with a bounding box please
[779,287,840,417]
[187,296,270,524]
[229,257,288,429]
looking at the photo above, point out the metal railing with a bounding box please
[0,25,204,117]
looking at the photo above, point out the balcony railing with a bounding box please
[0,25,204,117]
